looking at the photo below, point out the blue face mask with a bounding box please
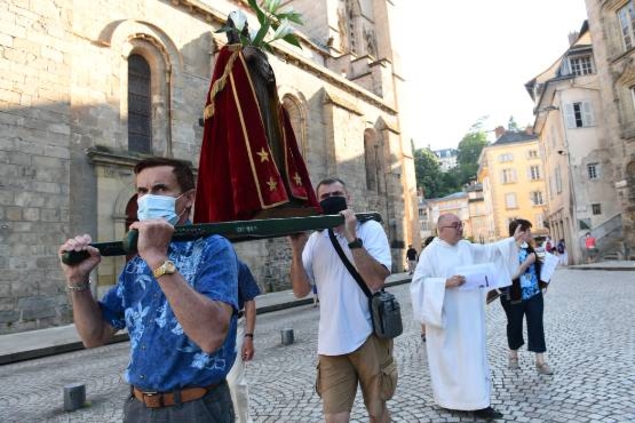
[137,193,186,225]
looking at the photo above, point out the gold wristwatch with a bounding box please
[153,260,177,279]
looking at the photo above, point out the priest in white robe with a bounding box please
[410,213,524,420]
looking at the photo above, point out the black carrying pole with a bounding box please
[61,212,382,265]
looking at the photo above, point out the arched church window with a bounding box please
[282,95,307,156]
[128,54,152,153]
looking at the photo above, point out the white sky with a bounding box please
[397,1,589,151]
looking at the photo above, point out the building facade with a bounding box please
[422,191,469,237]
[477,131,549,240]
[418,185,485,244]
[433,148,458,173]
[417,195,433,245]
[584,1,635,259]
[0,0,418,333]
[466,183,488,244]
[526,23,621,264]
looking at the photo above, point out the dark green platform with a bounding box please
[61,212,381,265]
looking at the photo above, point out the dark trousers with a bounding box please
[500,292,546,353]
[123,380,235,423]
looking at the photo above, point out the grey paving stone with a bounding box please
[0,268,633,422]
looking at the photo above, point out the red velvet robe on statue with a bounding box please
[194,44,319,223]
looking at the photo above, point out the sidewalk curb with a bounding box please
[569,267,635,271]
[0,332,130,365]
[568,265,635,271]
[0,276,411,365]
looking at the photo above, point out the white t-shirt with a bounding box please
[303,220,391,355]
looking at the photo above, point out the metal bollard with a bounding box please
[280,328,294,345]
[63,383,86,411]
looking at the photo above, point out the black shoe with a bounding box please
[474,406,503,420]
[420,333,426,343]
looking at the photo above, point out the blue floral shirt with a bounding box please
[518,247,541,301]
[99,234,239,391]
[237,261,261,310]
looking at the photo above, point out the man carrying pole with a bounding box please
[59,157,239,422]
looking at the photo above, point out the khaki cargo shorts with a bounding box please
[315,334,398,417]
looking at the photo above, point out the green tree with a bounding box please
[413,119,489,199]
[413,148,444,198]
[442,168,462,194]
[455,130,488,184]
[413,148,462,198]
[508,116,519,132]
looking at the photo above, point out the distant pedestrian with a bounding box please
[288,177,396,423]
[556,239,567,266]
[585,233,598,263]
[543,237,554,254]
[406,245,418,275]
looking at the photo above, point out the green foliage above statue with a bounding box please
[217,0,304,53]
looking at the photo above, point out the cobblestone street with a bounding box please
[1,268,634,422]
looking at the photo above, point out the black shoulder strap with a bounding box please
[328,229,372,299]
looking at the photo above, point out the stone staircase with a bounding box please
[602,241,635,261]
[591,213,635,261]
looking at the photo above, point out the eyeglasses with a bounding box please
[319,191,345,200]
[440,222,463,230]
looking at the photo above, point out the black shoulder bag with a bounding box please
[328,229,403,339]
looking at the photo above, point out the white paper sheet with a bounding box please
[540,253,559,283]
[456,263,510,290]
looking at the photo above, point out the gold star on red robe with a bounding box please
[293,172,302,186]
[257,148,270,162]
[266,177,278,191]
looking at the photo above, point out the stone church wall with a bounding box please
[0,0,417,333]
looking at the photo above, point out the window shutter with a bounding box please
[512,169,517,182]
[582,101,595,126]
[564,103,576,128]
